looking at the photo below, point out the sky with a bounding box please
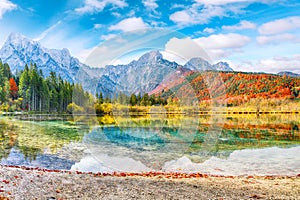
[0,0,300,73]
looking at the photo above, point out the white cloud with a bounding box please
[203,27,215,34]
[163,37,211,64]
[169,0,276,27]
[100,34,117,40]
[194,33,251,60]
[205,49,232,60]
[169,5,225,26]
[34,21,62,41]
[258,16,300,35]
[256,33,299,45]
[142,0,158,11]
[0,0,17,19]
[170,4,186,9]
[93,24,103,29]
[273,54,300,62]
[108,17,149,32]
[194,33,250,49]
[75,0,127,14]
[150,20,167,27]
[111,12,121,18]
[162,34,250,62]
[113,10,135,18]
[195,0,249,5]
[170,10,193,24]
[222,20,256,31]
[127,10,135,17]
[195,0,273,5]
[235,55,300,74]
[258,57,300,73]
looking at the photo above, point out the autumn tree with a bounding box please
[9,78,18,100]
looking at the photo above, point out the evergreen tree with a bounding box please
[149,95,155,106]
[18,64,30,110]
[137,93,142,106]
[129,94,137,106]
[3,63,12,79]
[99,92,104,104]
[29,63,40,111]
[141,93,149,106]
[0,61,5,87]
[0,64,6,102]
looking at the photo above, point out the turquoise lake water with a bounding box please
[0,115,299,175]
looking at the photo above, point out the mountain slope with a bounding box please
[152,71,300,105]
[277,71,300,78]
[184,58,233,72]
[94,52,235,97]
[184,57,213,71]
[213,61,233,71]
[96,51,181,96]
[0,33,91,83]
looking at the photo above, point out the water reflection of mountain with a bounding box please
[1,115,299,172]
[2,148,75,170]
[83,126,232,170]
[83,117,300,171]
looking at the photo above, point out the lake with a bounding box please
[0,114,299,176]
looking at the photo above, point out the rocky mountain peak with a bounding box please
[184,57,213,71]
[5,32,40,49]
[7,32,28,42]
[137,50,163,64]
[213,61,233,71]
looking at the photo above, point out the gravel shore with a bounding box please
[1,165,300,200]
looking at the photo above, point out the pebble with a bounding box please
[0,165,299,199]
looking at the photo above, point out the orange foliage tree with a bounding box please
[9,77,18,100]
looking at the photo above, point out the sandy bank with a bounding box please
[1,165,299,199]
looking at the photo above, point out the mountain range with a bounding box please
[2,33,297,97]
[277,71,300,78]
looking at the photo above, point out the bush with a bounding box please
[67,103,84,114]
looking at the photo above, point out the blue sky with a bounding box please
[0,0,300,73]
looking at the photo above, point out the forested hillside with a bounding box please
[154,71,300,107]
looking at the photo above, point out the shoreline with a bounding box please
[1,165,300,199]
[1,112,299,123]
[2,164,300,179]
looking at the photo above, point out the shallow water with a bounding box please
[0,114,299,175]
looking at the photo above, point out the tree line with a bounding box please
[0,61,89,113]
[95,92,167,106]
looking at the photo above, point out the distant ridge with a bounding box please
[277,71,300,78]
